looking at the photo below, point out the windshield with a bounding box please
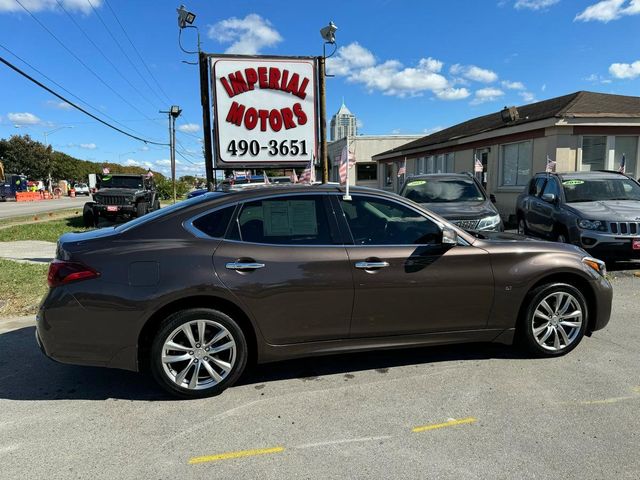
[562,178,640,202]
[114,192,227,232]
[402,178,485,203]
[99,175,143,189]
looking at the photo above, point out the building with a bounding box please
[330,101,358,141]
[328,135,423,188]
[373,91,640,223]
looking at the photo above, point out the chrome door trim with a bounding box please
[225,262,266,271]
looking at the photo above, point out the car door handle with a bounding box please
[225,262,265,271]
[355,261,390,270]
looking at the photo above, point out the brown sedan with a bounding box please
[37,185,612,398]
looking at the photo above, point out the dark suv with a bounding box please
[83,173,160,227]
[516,171,640,259]
[400,173,503,232]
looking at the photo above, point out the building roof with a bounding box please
[335,100,353,117]
[374,91,640,160]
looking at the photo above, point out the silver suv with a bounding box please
[516,171,640,260]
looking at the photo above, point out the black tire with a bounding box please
[518,283,588,357]
[517,215,528,236]
[554,226,569,243]
[136,201,148,217]
[149,308,248,399]
[153,198,160,211]
[82,203,95,228]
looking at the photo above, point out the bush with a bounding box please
[155,177,190,200]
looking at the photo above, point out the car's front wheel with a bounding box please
[150,308,248,398]
[520,283,587,357]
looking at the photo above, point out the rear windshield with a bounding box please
[562,177,640,202]
[99,176,144,189]
[402,177,485,203]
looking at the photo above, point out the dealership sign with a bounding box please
[210,56,317,168]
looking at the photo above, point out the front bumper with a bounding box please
[577,231,640,259]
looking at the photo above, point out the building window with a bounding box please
[445,153,455,172]
[427,156,434,173]
[581,136,607,172]
[614,136,637,176]
[384,163,394,187]
[501,141,532,186]
[357,163,377,181]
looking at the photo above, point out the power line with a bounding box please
[15,0,161,127]
[54,0,160,112]
[87,0,167,108]
[0,54,168,146]
[0,43,154,139]
[103,0,172,104]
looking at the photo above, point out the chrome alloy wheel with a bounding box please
[531,292,583,352]
[161,320,237,390]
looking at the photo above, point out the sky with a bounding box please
[1,0,640,177]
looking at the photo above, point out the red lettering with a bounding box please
[286,73,300,96]
[268,67,281,90]
[269,109,283,132]
[296,77,309,100]
[280,107,296,129]
[244,107,258,130]
[229,71,249,96]
[220,77,234,97]
[244,68,258,90]
[226,101,245,126]
[293,103,307,125]
[280,69,290,91]
[258,109,269,132]
[258,67,268,89]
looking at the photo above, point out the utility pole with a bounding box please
[318,55,329,183]
[160,106,182,203]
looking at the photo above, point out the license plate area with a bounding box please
[106,205,118,212]
[633,238,640,250]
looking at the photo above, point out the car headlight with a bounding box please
[477,214,502,230]
[582,256,607,277]
[577,219,607,231]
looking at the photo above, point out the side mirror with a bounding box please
[541,193,556,203]
[489,194,497,204]
[442,226,458,245]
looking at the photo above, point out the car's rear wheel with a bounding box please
[520,283,587,357]
[150,308,247,398]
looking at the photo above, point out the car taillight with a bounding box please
[47,260,100,287]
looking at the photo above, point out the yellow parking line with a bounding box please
[188,446,285,465]
[412,417,477,433]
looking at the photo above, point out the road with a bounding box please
[0,196,88,219]
[0,272,638,479]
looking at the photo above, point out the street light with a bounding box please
[318,21,338,183]
[160,105,182,203]
[44,126,73,192]
[177,5,196,28]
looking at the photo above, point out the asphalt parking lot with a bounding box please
[1,271,639,479]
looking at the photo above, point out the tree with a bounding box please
[0,135,51,180]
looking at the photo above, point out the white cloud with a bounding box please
[450,64,498,83]
[542,83,547,91]
[8,112,41,125]
[155,159,180,167]
[0,0,101,13]
[45,100,73,110]
[124,159,140,166]
[575,0,640,22]
[435,87,471,100]
[514,0,560,10]
[79,143,96,150]
[585,73,613,84]
[177,123,200,133]
[140,146,149,151]
[423,126,444,135]
[502,80,526,90]
[609,60,640,79]
[207,14,282,54]
[470,88,505,105]
[519,91,536,102]
[326,42,376,76]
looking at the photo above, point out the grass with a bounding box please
[0,208,84,229]
[0,258,48,316]
[0,215,91,243]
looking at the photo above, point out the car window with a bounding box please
[234,195,333,245]
[562,177,640,202]
[529,177,546,196]
[339,196,442,245]
[402,177,484,203]
[192,206,235,238]
[542,178,560,198]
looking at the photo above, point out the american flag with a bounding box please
[618,154,626,174]
[545,155,557,173]
[298,158,315,184]
[102,167,110,174]
[263,171,270,184]
[397,159,406,178]
[339,146,355,184]
[290,168,299,183]
[474,155,483,173]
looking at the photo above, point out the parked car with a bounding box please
[38,185,612,398]
[73,183,91,196]
[83,173,160,227]
[516,171,640,260]
[187,188,207,199]
[400,173,503,232]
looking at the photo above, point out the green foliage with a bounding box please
[155,177,191,200]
